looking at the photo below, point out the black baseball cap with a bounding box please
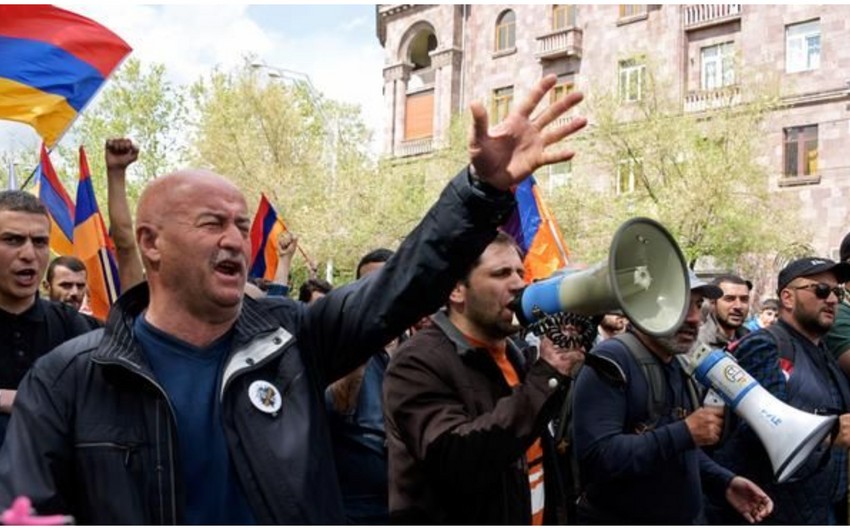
[777,257,850,293]
[840,231,850,263]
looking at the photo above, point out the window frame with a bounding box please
[550,79,575,106]
[553,5,577,30]
[700,41,736,91]
[783,124,818,178]
[619,58,646,103]
[495,10,517,52]
[491,86,514,125]
[547,160,573,192]
[785,19,821,74]
[616,157,642,195]
[619,5,646,19]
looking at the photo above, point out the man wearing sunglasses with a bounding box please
[826,232,850,377]
[707,257,850,525]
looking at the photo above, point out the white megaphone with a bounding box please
[681,344,837,483]
[512,217,689,337]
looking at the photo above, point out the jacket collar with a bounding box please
[430,309,526,369]
[93,282,283,369]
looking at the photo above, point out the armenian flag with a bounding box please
[35,144,75,256]
[249,193,288,281]
[502,175,570,282]
[73,146,120,321]
[0,5,132,147]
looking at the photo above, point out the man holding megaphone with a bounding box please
[706,257,850,525]
[571,271,773,524]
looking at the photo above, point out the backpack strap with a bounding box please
[614,333,667,431]
[762,324,795,363]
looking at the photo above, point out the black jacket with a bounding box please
[384,311,570,524]
[0,168,516,524]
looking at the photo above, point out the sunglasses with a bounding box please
[789,282,845,300]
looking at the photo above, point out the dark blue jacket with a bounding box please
[326,351,390,524]
[573,334,734,524]
[707,320,850,524]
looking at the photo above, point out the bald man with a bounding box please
[0,74,587,524]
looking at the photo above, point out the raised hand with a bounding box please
[277,232,298,260]
[468,74,586,191]
[105,138,139,173]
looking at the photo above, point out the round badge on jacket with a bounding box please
[248,380,282,415]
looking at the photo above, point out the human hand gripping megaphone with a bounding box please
[509,217,691,385]
[679,344,837,483]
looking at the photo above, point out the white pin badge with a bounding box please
[249,380,282,416]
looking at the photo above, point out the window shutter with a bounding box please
[404,90,434,140]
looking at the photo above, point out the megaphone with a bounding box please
[512,217,689,337]
[682,344,837,483]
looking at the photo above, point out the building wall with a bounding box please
[377,4,850,256]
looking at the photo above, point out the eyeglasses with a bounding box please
[789,282,845,300]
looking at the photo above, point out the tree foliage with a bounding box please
[547,65,807,276]
[188,60,390,284]
[60,58,189,206]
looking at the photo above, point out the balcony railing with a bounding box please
[535,28,583,61]
[396,137,433,157]
[683,4,741,29]
[684,85,741,113]
[407,67,435,93]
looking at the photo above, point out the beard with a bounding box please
[717,310,744,330]
[793,305,833,336]
[654,322,700,355]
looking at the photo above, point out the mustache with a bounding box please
[212,251,247,269]
[677,323,699,335]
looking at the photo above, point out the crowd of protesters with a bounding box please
[0,74,849,525]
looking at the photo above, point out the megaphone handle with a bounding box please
[703,388,725,408]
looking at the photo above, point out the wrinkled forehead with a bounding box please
[170,178,247,213]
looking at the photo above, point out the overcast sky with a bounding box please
[1,4,387,155]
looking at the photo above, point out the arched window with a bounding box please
[495,10,516,51]
[409,31,438,70]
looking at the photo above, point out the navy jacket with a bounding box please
[708,320,850,524]
[573,334,734,524]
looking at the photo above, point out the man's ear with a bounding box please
[137,224,161,267]
[449,282,465,306]
[779,288,794,311]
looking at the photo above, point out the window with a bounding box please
[553,5,576,29]
[404,90,434,140]
[495,10,516,52]
[619,58,645,103]
[616,158,642,195]
[550,79,574,105]
[785,20,820,73]
[548,161,572,191]
[492,86,514,124]
[619,5,646,18]
[701,42,735,90]
[783,125,818,177]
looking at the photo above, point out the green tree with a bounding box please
[189,60,382,285]
[548,65,807,275]
[56,58,189,207]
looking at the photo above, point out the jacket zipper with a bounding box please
[92,358,180,524]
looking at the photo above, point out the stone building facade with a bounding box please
[376,4,850,258]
